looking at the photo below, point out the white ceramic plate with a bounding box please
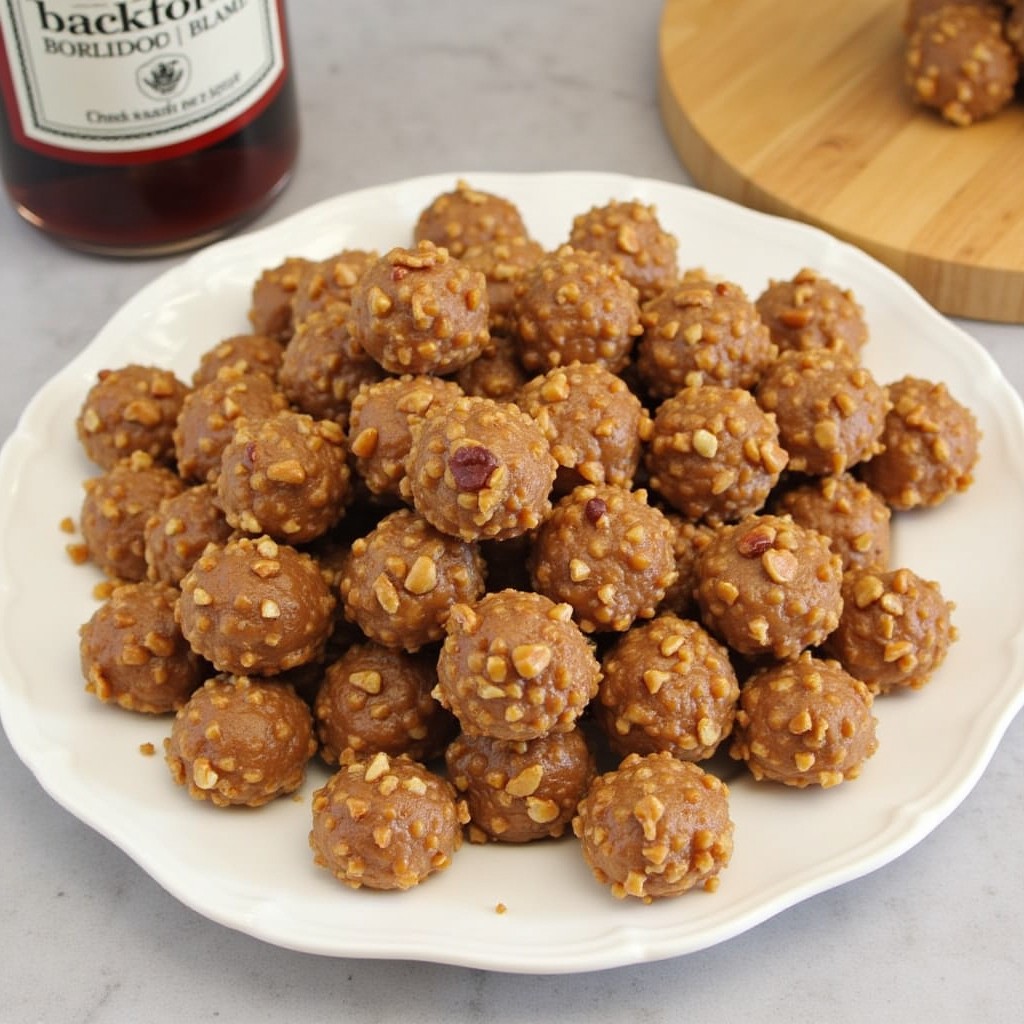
[2,172,1023,974]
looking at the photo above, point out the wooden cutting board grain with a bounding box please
[658,0,1024,322]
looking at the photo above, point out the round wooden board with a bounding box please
[658,0,1024,323]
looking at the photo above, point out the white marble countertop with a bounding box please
[2,2,1022,1021]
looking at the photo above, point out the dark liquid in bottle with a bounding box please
[0,72,299,257]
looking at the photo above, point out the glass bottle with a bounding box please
[0,0,299,256]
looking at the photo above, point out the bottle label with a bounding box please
[0,0,288,164]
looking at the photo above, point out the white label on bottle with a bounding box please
[0,0,286,157]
